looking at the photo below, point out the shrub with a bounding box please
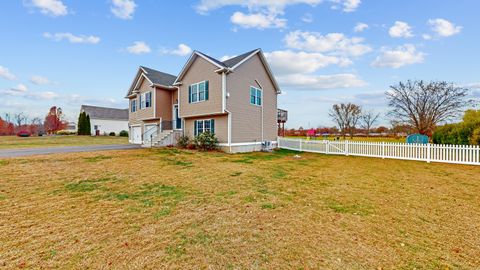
[57,130,76,135]
[470,127,480,145]
[177,135,190,148]
[433,122,479,145]
[119,130,128,137]
[193,132,218,151]
[109,132,116,136]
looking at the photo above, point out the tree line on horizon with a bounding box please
[290,80,479,145]
[0,106,67,136]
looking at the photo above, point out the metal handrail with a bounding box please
[142,125,158,147]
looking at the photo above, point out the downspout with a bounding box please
[222,71,232,152]
[255,80,264,145]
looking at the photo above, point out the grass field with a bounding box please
[0,148,479,269]
[288,136,406,143]
[0,135,128,149]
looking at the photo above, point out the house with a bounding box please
[125,48,285,153]
[80,105,129,136]
[64,122,77,133]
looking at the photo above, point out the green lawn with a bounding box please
[0,148,479,269]
[0,135,129,149]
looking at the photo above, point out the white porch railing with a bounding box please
[278,138,480,165]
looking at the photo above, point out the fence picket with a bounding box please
[278,138,479,166]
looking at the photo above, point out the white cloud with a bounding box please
[371,44,425,68]
[301,13,313,23]
[195,0,322,14]
[161,44,193,56]
[220,55,237,61]
[0,66,16,80]
[195,1,327,29]
[284,30,372,57]
[11,84,28,92]
[111,0,136,20]
[354,22,368,32]
[43,32,100,44]
[277,73,366,90]
[170,44,193,56]
[330,0,361,12]
[25,0,68,17]
[231,11,286,29]
[34,91,58,100]
[126,41,151,54]
[30,75,51,85]
[265,50,351,75]
[389,21,413,38]
[428,18,462,37]
[422,34,432,40]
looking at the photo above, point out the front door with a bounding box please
[173,105,181,129]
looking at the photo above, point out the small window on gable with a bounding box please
[250,86,262,106]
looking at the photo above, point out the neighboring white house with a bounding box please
[80,105,129,136]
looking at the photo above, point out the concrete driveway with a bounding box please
[0,144,141,158]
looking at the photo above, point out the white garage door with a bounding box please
[143,124,158,143]
[131,126,142,144]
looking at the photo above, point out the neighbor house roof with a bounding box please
[81,105,128,121]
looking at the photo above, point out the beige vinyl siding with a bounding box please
[133,77,156,121]
[179,56,222,118]
[226,54,278,143]
[155,87,172,121]
[183,115,228,143]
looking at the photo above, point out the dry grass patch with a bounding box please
[0,148,479,269]
[0,135,128,149]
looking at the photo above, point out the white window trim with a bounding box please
[194,119,213,136]
[250,86,262,107]
[190,81,207,104]
[131,98,137,112]
[145,91,152,108]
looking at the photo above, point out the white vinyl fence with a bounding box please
[278,138,480,165]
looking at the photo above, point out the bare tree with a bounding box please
[360,110,381,137]
[329,103,362,139]
[386,80,472,135]
[14,113,27,127]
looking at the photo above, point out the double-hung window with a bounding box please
[189,81,209,103]
[250,86,262,106]
[130,99,137,112]
[194,119,215,136]
[139,94,144,109]
[145,92,152,108]
[139,92,151,109]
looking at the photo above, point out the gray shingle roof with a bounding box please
[140,66,177,86]
[81,105,128,121]
[195,49,260,69]
[221,49,260,68]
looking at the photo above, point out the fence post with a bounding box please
[427,143,431,163]
[345,140,349,156]
[326,140,329,155]
[382,142,385,159]
[299,139,303,152]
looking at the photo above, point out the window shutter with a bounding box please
[194,120,197,136]
[210,119,215,134]
[205,81,209,100]
[188,85,192,103]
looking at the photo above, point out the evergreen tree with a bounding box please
[86,114,91,135]
[77,112,85,135]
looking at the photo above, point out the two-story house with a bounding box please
[125,48,284,153]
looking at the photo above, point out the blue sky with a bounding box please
[1,0,479,128]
